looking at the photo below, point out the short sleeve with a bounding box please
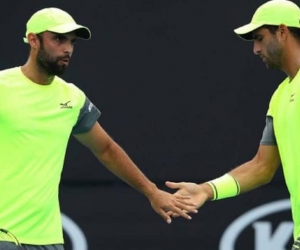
[72,97,101,134]
[260,116,277,145]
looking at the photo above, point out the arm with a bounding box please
[228,115,280,194]
[167,114,280,210]
[74,122,197,223]
[228,144,280,193]
[166,144,280,209]
[74,122,155,194]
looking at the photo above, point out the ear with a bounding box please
[277,24,289,41]
[27,33,40,49]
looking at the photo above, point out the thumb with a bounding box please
[165,181,183,189]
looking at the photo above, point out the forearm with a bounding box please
[165,146,280,208]
[229,158,275,193]
[203,158,277,202]
[95,141,157,197]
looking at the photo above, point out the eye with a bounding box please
[54,35,67,42]
[254,35,263,42]
[71,39,77,45]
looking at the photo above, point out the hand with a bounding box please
[165,181,211,218]
[147,188,198,224]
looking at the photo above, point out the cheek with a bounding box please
[45,41,61,53]
[46,47,61,59]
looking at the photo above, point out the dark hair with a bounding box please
[288,27,300,40]
[36,33,44,42]
[262,25,300,40]
[261,25,279,35]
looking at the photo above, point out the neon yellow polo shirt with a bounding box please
[267,69,300,240]
[0,67,100,244]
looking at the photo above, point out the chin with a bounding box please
[55,68,68,76]
[265,62,278,70]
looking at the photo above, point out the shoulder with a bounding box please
[0,67,21,80]
[270,78,289,102]
[0,67,24,89]
[54,76,84,94]
[267,78,289,116]
[53,76,86,106]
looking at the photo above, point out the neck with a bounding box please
[281,41,300,81]
[21,58,55,85]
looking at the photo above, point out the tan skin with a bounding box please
[166,24,300,214]
[21,31,198,223]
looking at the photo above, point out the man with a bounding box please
[0,7,197,250]
[166,0,300,249]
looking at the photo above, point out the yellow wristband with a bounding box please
[206,173,240,201]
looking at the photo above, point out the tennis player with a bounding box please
[166,0,300,249]
[0,7,197,250]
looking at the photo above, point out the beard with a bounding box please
[36,41,69,76]
[263,38,283,70]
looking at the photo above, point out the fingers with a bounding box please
[174,194,197,208]
[164,212,172,224]
[165,181,183,189]
[163,209,190,221]
[150,189,199,223]
[163,197,198,220]
[162,202,194,220]
[174,193,192,199]
[156,204,192,222]
[156,209,172,224]
[173,195,198,213]
[167,210,182,218]
[172,202,198,215]
[177,204,198,214]
[169,207,193,220]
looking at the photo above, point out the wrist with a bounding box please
[206,173,240,201]
[200,183,215,201]
[202,183,215,201]
[141,182,158,198]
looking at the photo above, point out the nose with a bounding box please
[64,42,74,56]
[253,42,260,55]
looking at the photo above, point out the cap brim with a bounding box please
[234,23,263,41]
[23,23,91,43]
[48,23,91,40]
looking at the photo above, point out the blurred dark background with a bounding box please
[0,0,293,249]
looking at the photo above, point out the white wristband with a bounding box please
[206,174,240,200]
